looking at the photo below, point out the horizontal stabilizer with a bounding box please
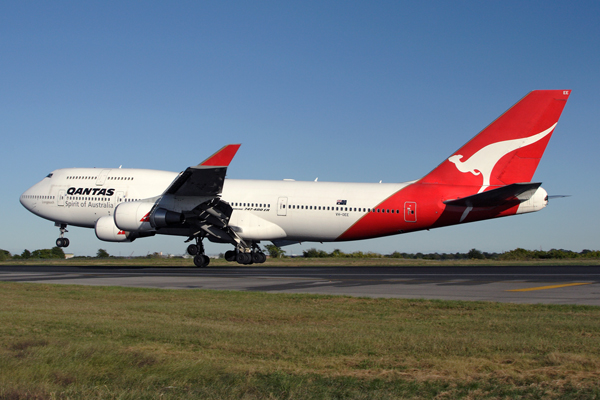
[443,182,542,208]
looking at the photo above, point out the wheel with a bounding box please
[56,238,64,247]
[63,238,70,247]
[225,250,236,262]
[236,252,252,265]
[252,252,267,264]
[193,254,210,267]
[187,244,199,256]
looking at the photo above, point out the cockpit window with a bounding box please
[46,173,53,178]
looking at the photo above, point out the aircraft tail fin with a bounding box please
[420,90,570,192]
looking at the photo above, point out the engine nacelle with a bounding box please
[114,201,156,232]
[150,208,185,228]
[95,215,134,242]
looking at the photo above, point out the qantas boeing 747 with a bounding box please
[21,90,570,267]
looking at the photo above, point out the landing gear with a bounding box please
[227,243,267,265]
[55,223,69,248]
[187,244,200,256]
[193,254,210,268]
[236,252,252,265]
[224,250,237,262]
[185,236,266,267]
[252,251,267,264]
[187,237,210,267]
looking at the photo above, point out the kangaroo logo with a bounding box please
[448,123,557,194]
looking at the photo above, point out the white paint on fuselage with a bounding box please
[20,168,177,228]
[21,168,413,242]
[222,179,409,241]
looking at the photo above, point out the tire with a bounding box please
[237,252,252,265]
[193,254,209,267]
[56,238,64,247]
[252,252,267,264]
[63,238,70,247]
[225,250,236,262]
[187,244,199,256]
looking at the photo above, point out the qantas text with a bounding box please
[67,187,115,196]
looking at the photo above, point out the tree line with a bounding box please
[2,246,599,262]
[1,247,66,260]
[0,247,112,261]
[299,247,600,261]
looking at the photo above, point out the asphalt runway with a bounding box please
[1,264,599,305]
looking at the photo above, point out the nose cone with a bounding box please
[20,186,35,212]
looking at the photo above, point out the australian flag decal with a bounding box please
[336,200,347,205]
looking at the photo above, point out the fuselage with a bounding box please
[20,166,547,245]
[20,167,421,242]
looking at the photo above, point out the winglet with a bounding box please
[199,144,241,167]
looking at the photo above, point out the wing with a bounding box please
[148,144,245,246]
[164,144,241,197]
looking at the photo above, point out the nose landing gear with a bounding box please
[55,223,70,248]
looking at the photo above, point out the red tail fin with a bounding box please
[420,90,570,192]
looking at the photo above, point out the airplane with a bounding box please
[20,90,570,267]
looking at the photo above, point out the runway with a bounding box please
[1,264,599,305]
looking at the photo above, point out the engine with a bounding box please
[95,215,135,242]
[95,215,157,242]
[114,201,157,232]
[114,201,185,231]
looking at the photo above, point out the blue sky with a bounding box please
[1,1,598,257]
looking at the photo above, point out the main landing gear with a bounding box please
[185,236,267,267]
[186,238,210,268]
[224,243,267,265]
[55,223,70,248]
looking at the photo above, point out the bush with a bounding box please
[0,249,11,261]
[96,249,110,258]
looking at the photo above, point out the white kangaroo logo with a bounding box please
[448,123,557,194]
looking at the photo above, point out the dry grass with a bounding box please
[0,282,599,398]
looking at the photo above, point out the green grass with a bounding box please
[2,256,600,267]
[0,282,599,398]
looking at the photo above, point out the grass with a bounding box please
[0,282,599,399]
[2,256,600,267]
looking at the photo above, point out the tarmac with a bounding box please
[2,264,599,305]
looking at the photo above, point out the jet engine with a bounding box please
[114,201,184,231]
[95,215,135,242]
